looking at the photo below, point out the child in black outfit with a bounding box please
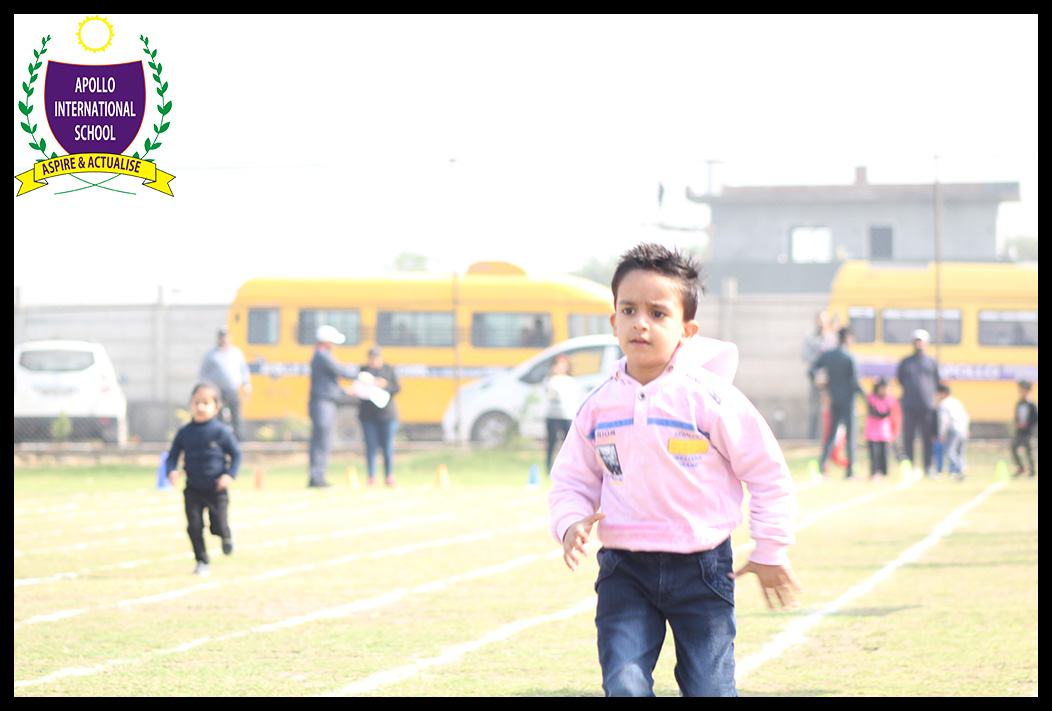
[167,383,242,575]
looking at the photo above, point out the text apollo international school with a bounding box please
[51,76,136,142]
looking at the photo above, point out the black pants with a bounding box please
[868,440,888,477]
[901,407,935,473]
[1012,431,1036,474]
[184,486,230,564]
[546,418,572,473]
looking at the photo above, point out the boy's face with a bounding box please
[610,269,699,385]
[191,388,220,423]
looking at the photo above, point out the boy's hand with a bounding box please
[561,512,605,571]
[167,469,182,485]
[216,474,233,491]
[730,560,804,611]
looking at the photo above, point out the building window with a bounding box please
[247,309,280,344]
[471,312,552,348]
[790,227,832,263]
[297,310,361,346]
[869,226,894,260]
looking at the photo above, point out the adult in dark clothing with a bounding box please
[357,345,401,486]
[1011,380,1039,477]
[810,327,864,478]
[896,329,941,476]
[308,325,356,488]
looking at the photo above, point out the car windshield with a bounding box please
[19,349,95,372]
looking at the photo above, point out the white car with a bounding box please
[442,335,623,444]
[13,340,128,446]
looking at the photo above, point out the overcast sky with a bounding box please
[13,14,1038,305]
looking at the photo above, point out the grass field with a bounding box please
[14,443,1038,696]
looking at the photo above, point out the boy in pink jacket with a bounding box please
[548,243,802,697]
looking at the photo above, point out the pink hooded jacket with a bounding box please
[548,336,797,566]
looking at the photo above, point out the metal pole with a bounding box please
[452,270,463,445]
[933,156,943,365]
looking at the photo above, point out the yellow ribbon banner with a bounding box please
[15,153,175,196]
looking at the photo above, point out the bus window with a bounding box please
[248,309,280,344]
[882,308,962,345]
[568,313,610,338]
[377,311,455,347]
[471,313,552,348]
[846,307,876,343]
[979,310,1038,347]
[298,310,361,346]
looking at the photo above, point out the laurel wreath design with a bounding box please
[136,34,172,163]
[17,30,173,196]
[18,35,55,163]
[18,34,173,165]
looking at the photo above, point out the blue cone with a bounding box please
[156,451,173,491]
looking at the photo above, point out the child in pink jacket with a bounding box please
[548,243,802,697]
[864,377,897,479]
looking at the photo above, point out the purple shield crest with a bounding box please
[44,61,146,156]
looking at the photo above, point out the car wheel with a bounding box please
[470,411,515,446]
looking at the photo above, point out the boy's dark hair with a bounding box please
[937,382,951,395]
[191,382,222,404]
[1018,380,1032,391]
[838,326,853,345]
[610,243,707,320]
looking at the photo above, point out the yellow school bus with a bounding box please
[227,262,614,441]
[826,261,1038,431]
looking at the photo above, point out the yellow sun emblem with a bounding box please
[77,15,115,54]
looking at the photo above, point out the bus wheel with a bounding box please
[471,412,515,446]
[333,409,363,444]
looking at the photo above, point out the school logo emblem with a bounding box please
[15,16,175,197]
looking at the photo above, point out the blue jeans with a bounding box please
[594,539,737,697]
[308,399,337,486]
[944,430,967,474]
[361,417,398,480]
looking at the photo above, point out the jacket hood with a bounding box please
[671,335,740,382]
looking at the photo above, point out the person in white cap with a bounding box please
[308,325,356,488]
[896,329,941,475]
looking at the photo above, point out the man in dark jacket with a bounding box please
[810,327,864,478]
[308,325,356,488]
[896,329,941,476]
[1011,380,1039,477]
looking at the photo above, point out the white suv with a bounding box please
[13,340,128,446]
[442,335,623,444]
